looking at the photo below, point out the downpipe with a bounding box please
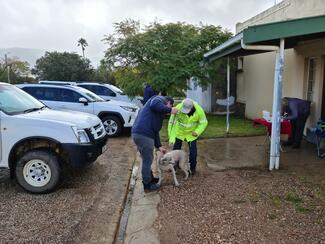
[241,39,285,171]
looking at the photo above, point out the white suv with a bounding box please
[0,83,108,193]
[77,82,143,108]
[17,84,139,137]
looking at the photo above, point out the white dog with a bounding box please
[156,150,191,187]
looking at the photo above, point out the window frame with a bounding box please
[306,58,316,102]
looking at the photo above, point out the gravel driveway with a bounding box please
[0,136,136,243]
[158,140,325,244]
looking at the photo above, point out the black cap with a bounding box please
[165,96,174,105]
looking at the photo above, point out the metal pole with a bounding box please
[269,39,285,170]
[275,39,285,169]
[226,57,230,133]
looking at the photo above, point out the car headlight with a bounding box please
[120,106,137,112]
[71,126,90,143]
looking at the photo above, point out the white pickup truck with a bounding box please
[0,83,108,193]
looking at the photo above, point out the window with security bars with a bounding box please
[307,58,316,101]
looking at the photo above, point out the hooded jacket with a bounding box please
[168,101,208,144]
[132,96,171,148]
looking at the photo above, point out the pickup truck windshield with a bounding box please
[0,84,45,115]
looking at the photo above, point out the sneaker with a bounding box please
[150,171,159,184]
[143,183,160,192]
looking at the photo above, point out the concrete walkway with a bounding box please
[124,154,160,244]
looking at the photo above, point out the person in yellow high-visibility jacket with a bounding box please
[168,98,208,174]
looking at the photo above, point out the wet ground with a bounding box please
[0,135,136,243]
[199,136,269,170]
[158,137,325,243]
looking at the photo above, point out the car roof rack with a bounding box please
[39,80,77,86]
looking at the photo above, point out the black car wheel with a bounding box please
[15,149,61,194]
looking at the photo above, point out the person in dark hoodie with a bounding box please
[142,84,156,105]
[132,95,178,191]
[282,97,311,148]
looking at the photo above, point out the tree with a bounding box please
[32,51,94,81]
[102,20,232,96]
[0,57,34,84]
[78,38,88,58]
[92,59,116,84]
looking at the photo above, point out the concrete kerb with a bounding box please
[113,152,137,244]
[124,153,160,244]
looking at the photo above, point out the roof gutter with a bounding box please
[240,39,279,51]
[204,32,280,61]
[203,33,243,61]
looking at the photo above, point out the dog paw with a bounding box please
[175,183,180,187]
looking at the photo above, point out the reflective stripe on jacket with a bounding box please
[168,101,208,144]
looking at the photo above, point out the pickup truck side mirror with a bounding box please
[79,97,88,105]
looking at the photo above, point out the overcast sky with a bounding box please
[0,0,280,66]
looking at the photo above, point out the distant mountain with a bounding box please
[0,48,46,67]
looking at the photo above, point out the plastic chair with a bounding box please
[216,96,235,106]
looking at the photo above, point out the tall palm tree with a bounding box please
[77,38,88,58]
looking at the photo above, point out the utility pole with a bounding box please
[4,54,10,84]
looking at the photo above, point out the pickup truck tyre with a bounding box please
[102,115,122,137]
[15,149,61,194]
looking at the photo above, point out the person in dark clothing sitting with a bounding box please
[142,84,156,105]
[132,95,178,192]
[282,97,311,148]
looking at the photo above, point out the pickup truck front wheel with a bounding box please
[15,149,61,194]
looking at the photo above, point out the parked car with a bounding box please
[17,84,139,137]
[77,82,143,107]
[0,82,108,193]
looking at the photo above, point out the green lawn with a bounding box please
[160,115,266,141]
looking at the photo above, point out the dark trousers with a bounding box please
[173,138,197,172]
[289,114,309,147]
[132,133,154,184]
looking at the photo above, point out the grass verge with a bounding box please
[160,115,265,140]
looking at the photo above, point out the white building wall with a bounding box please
[243,52,275,119]
[236,72,245,103]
